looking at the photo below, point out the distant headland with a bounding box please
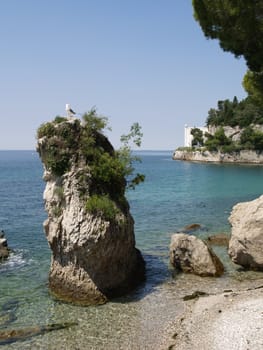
[173,97,263,164]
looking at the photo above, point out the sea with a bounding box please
[1,150,263,349]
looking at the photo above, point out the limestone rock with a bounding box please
[37,118,145,305]
[170,233,224,277]
[229,195,263,270]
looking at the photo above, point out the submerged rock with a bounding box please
[206,233,230,247]
[0,322,77,346]
[170,233,224,277]
[183,290,208,301]
[229,195,263,270]
[0,299,19,327]
[37,117,145,305]
[181,223,202,233]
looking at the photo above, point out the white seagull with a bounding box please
[66,103,76,118]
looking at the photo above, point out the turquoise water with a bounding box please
[1,150,263,349]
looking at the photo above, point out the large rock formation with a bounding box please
[229,195,263,270]
[37,117,145,305]
[170,233,224,277]
[0,230,9,260]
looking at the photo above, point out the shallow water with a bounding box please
[1,150,263,349]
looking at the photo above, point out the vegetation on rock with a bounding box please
[37,109,145,220]
[86,194,120,222]
[240,126,263,151]
[192,125,263,153]
[204,127,233,152]
[201,97,263,152]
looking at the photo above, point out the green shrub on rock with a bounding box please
[37,122,56,139]
[53,116,67,124]
[204,127,232,152]
[240,127,263,151]
[37,109,145,220]
[86,194,120,221]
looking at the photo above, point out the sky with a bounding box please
[0,0,247,150]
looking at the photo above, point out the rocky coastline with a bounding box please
[35,116,263,345]
[173,149,263,164]
[163,193,263,349]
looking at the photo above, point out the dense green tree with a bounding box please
[206,97,263,128]
[204,127,232,151]
[192,0,263,72]
[240,126,255,149]
[193,1,263,105]
[240,126,263,151]
[243,71,263,107]
[206,97,236,126]
[190,127,204,147]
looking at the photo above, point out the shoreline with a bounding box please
[159,280,263,350]
[173,149,263,164]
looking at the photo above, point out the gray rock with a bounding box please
[229,195,263,270]
[170,233,224,277]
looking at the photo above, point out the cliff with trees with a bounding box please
[174,2,263,161]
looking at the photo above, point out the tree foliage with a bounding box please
[37,109,145,196]
[118,123,145,190]
[192,0,263,72]
[82,108,110,133]
[193,1,263,105]
[243,71,263,107]
[204,127,232,152]
[206,96,263,128]
[80,110,145,196]
[240,126,263,151]
[190,128,204,147]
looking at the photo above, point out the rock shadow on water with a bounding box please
[111,252,170,304]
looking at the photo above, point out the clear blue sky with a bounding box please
[0,0,247,150]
